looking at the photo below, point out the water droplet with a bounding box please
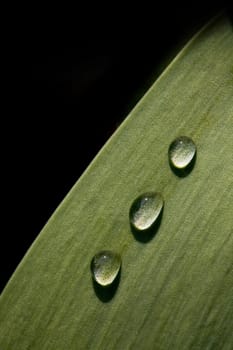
[168,136,196,175]
[91,251,121,287]
[129,192,164,232]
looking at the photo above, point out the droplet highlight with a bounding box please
[91,250,121,287]
[129,192,164,232]
[168,136,196,175]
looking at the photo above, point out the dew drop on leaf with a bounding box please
[168,136,196,173]
[91,251,121,287]
[129,192,164,231]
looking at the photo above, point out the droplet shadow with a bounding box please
[92,267,121,302]
[169,152,196,177]
[130,206,164,243]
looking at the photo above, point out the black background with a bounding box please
[1,2,230,292]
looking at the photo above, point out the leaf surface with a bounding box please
[1,14,233,350]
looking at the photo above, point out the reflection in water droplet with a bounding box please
[129,192,164,231]
[91,251,121,287]
[168,136,196,173]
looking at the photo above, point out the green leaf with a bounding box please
[1,14,233,350]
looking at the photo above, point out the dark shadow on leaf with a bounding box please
[169,152,196,177]
[92,267,121,303]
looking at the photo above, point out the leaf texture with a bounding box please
[0,14,233,350]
